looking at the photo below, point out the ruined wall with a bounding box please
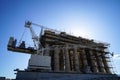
[41,30,112,74]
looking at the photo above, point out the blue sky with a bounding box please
[0,0,120,79]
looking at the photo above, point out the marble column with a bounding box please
[101,53,111,74]
[44,44,49,56]
[54,45,59,72]
[59,48,65,71]
[89,50,98,73]
[65,45,70,72]
[69,49,74,71]
[96,52,105,73]
[81,49,90,73]
[74,46,80,72]
[81,49,88,67]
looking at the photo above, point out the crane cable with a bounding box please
[18,27,27,45]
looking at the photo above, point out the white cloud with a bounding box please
[112,54,120,60]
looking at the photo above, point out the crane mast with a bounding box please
[25,21,43,55]
[23,21,51,71]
